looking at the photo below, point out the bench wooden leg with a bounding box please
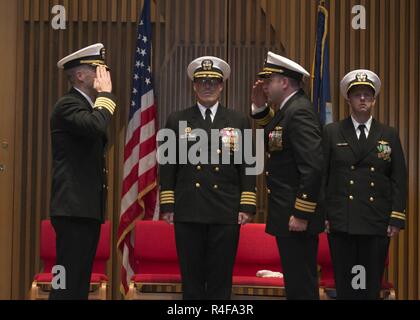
[382,288,396,300]
[98,282,107,300]
[125,282,136,300]
[29,282,39,300]
[319,287,328,300]
[29,282,50,300]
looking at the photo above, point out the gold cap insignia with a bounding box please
[100,48,106,60]
[202,59,213,71]
[356,72,367,82]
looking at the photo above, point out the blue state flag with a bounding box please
[311,0,332,125]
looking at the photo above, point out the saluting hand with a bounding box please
[251,80,267,108]
[94,65,113,93]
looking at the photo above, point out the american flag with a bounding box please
[117,0,159,297]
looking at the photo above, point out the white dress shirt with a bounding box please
[197,101,219,122]
[351,115,373,139]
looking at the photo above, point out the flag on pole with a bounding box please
[311,0,332,125]
[117,0,158,297]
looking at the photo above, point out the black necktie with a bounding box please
[204,108,212,129]
[358,124,367,147]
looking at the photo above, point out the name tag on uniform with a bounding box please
[180,127,197,141]
[180,134,197,141]
[336,142,349,147]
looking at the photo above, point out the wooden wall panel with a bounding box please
[0,0,19,300]
[2,0,418,300]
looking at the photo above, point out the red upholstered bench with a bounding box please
[128,220,181,300]
[30,220,111,300]
[317,232,396,300]
[128,221,285,299]
[232,223,285,299]
[128,221,396,300]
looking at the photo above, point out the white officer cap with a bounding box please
[257,51,310,81]
[340,69,381,99]
[187,56,231,81]
[57,43,109,70]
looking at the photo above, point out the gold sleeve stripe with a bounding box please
[295,201,316,211]
[160,191,175,196]
[94,104,114,115]
[256,109,274,126]
[160,196,175,201]
[296,198,317,208]
[160,194,175,198]
[391,211,405,216]
[391,214,406,221]
[96,97,115,107]
[94,97,116,114]
[160,190,175,204]
[240,192,257,205]
[295,204,315,213]
[296,198,317,206]
[97,101,115,113]
[295,204,316,212]
[160,200,175,205]
[256,108,274,126]
[241,193,257,198]
[95,99,115,110]
[391,212,406,220]
[100,101,115,112]
[240,196,257,201]
[96,104,115,114]
[391,212,405,217]
[96,97,116,107]
[241,195,256,199]
[240,201,256,206]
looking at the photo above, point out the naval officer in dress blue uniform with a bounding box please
[49,43,116,300]
[251,52,324,300]
[323,69,407,299]
[159,56,256,300]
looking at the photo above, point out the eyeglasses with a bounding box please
[194,78,223,87]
